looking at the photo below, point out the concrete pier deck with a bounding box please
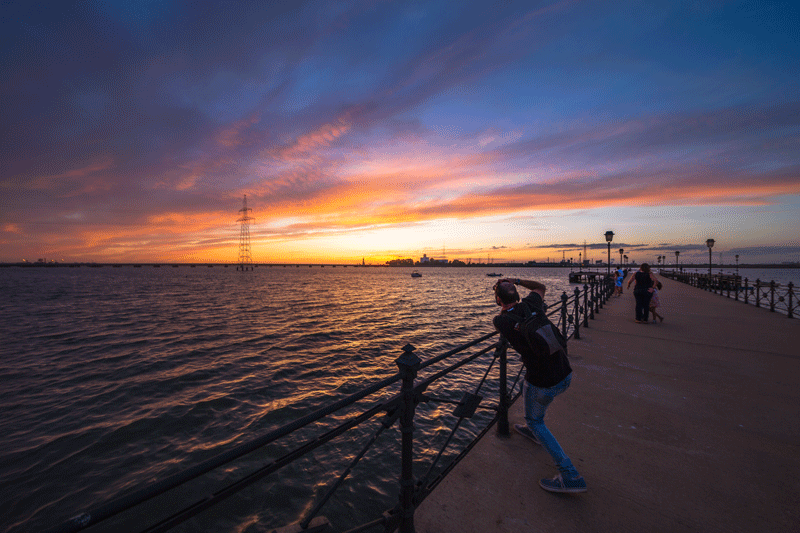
[415,275,800,533]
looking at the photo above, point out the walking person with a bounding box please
[614,267,625,297]
[492,278,587,493]
[627,263,658,323]
[649,281,664,323]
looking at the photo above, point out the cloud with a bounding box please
[2,1,798,263]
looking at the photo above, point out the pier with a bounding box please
[415,276,800,533]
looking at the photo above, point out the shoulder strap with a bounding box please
[503,304,535,325]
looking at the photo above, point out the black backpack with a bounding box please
[505,305,568,357]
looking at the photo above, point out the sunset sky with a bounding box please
[2,1,799,265]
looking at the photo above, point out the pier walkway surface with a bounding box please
[415,275,800,533]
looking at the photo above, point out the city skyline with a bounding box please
[2,1,799,265]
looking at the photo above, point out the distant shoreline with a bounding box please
[2,262,798,269]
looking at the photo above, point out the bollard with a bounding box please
[395,344,421,533]
[495,337,510,437]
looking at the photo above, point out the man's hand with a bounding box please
[508,278,546,297]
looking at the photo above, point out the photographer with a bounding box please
[493,278,587,493]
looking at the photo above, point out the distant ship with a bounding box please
[411,271,422,278]
[486,273,502,277]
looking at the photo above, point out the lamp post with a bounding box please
[605,231,614,276]
[624,254,628,266]
[619,248,624,268]
[706,239,715,276]
[735,254,739,277]
[675,251,680,271]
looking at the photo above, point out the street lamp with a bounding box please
[675,251,680,271]
[605,231,614,276]
[706,239,715,276]
[619,248,624,268]
[735,254,739,277]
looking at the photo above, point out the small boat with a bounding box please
[486,273,502,277]
[411,271,422,278]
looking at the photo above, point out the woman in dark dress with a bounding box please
[626,263,658,323]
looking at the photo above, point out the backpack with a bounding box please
[505,305,568,357]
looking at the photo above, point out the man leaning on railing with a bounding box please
[492,278,588,494]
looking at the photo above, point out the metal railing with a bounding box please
[661,271,797,318]
[49,278,615,533]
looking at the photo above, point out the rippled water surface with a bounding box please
[1,266,584,533]
[2,265,797,532]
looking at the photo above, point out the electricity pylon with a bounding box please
[236,195,254,271]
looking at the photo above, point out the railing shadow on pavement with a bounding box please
[49,279,616,533]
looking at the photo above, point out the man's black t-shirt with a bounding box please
[493,291,572,388]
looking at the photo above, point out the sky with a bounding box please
[2,0,799,265]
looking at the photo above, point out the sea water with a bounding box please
[1,265,794,532]
[0,266,576,533]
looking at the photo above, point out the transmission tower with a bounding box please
[236,195,254,271]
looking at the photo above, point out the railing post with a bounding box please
[770,281,776,312]
[561,291,569,339]
[496,337,510,437]
[598,279,604,309]
[744,278,749,304]
[756,279,761,307]
[395,344,421,533]
[788,283,794,319]
[591,281,598,316]
[583,284,590,325]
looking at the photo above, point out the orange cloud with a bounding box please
[217,113,261,148]
[8,157,115,192]
[267,117,351,161]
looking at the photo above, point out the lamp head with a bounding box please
[706,239,715,249]
[605,231,614,242]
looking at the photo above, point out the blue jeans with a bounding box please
[523,373,580,479]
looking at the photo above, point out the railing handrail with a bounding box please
[48,277,617,533]
[660,271,796,319]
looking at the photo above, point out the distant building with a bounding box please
[420,254,430,263]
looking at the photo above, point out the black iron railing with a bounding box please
[661,271,796,319]
[49,278,615,533]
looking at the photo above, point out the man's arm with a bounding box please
[503,278,546,297]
